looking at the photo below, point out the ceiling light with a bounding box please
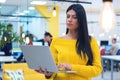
[100,0,116,32]
[18,12,25,15]
[53,7,56,17]
[0,0,6,3]
[30,1,47,5]
[24,10,30,13]
[28,7,35,10]
[8,17,17,20]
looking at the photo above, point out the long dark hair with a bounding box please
[66,4,93,65]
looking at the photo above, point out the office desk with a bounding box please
[0,56,17,79]
[101,55,120,80]
[0,56,16,62]
[0,56,17,69]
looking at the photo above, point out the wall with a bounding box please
[35,5,59,37]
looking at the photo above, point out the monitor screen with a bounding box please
[100,40,109,46]
[105,45,112,50]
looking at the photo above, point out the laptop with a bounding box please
[20,45,76,73]
[105,45,112,50]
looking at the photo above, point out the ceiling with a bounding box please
[0,0,120,16]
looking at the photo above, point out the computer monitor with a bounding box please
[105,45,112,50]
[100,40,109,46]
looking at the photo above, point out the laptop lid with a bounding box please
[20,45,58,72]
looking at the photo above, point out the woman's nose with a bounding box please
[68,17,72,22]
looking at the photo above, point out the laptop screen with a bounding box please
[105,45,112,50]
[32,42,42,46]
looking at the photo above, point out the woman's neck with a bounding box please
[66,30,77,39]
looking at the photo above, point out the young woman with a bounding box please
[36,4,102,80]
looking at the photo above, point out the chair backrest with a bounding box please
[116,49,120,55]
[2,63,28,70]
[100,49,105,55]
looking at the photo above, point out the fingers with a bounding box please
[35,67,53,76]
[35,67,44,73]
[58,63,68,68]
[35,69,40,73]
[57,63,71,70]
[42,68,53,78]
[65,64,71,70]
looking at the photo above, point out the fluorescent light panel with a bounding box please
[30,1,47,5]
[23,10,30,13]
[29,7,35,10]
[0,0,6,3]
[18,12,25,15]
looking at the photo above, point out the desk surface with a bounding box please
[0,56,16,62]
[101,55,120,61]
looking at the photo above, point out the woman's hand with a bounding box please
[35,67,53,78]
[57,62,71,70]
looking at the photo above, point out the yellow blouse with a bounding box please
[50,37,102,80]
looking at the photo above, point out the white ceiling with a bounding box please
[0,0,120,15]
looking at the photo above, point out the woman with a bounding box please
[36,4,102,80]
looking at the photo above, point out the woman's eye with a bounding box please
[67,15,70,18]
[66,15,77,19]
[73,16,77,19]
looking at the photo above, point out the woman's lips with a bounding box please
[67,23,73,26]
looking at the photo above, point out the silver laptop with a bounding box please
[20,45,76,73]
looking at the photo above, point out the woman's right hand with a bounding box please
[35,67,53,78]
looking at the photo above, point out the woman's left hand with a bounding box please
[57,62,71,70]
[35,67,53,78]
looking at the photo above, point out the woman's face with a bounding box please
[66,9,78,31]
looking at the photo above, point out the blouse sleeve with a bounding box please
[71,38,102,78]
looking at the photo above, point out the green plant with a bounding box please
[0,23,24,48]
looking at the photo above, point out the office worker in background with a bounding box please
[107,38,119,55]
[104,38,120,71]
[36,4,102,80]
[1,24,13,56]
[37,32,52,46]
[25,31,35,45]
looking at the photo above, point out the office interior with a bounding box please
[0,0,120,80]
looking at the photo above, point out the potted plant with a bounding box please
[0,23,24,48]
